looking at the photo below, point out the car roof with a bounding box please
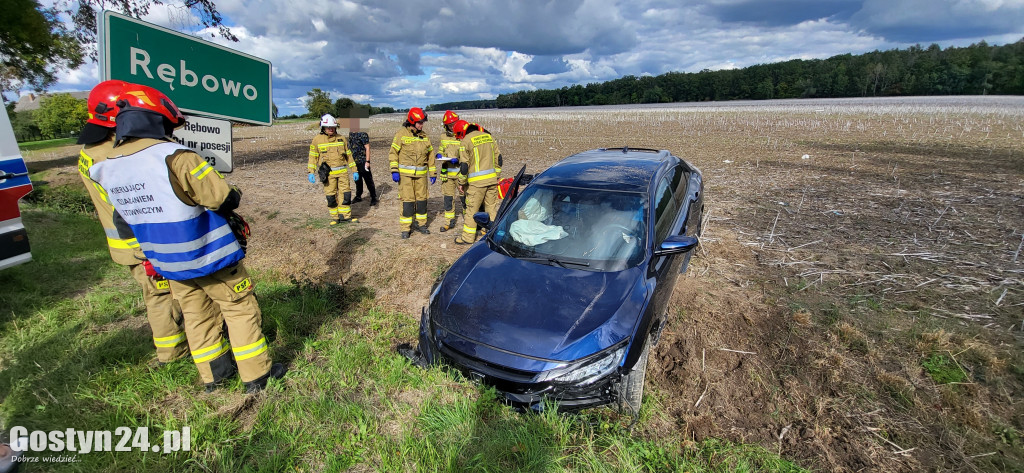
[528,147,675,193]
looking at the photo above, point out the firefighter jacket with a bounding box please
[457,129,501,187]
[90,138,244,281]
[438,132,461,181]
[308,133,355,177]
[78,134,143,265]
[389,125,435,178]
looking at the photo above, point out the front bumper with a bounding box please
[418,308,621,412]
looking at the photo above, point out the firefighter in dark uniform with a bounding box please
[388,107,435,239]
[453,120,502,245]
[437,110,464,232]
[77,80,189,365]
[307,114,358,224]
[89,83,285,393]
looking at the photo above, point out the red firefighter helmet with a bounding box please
[86,80,129,127]
[452,120,469,139]
[406,107,426,124]
[116,84,185,128]
[442,110,460,125]
[498,177,514,199]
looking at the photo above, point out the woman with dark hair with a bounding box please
[348,118,377,205]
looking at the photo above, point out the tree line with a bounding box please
[288,88,395,120]
[491,40,1024,109]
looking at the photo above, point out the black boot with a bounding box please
[244,363,287,394]
[401,231,410,239]
[411,222,430,235]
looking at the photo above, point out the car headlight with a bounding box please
[535,344,627,384]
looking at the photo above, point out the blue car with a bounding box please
[414,147,703,414]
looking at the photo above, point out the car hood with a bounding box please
[433,243,648,361]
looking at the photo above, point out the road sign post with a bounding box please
[101,11,273,125]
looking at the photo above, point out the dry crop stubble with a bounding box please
[21,97,1024,471]
[201,100,1024,472]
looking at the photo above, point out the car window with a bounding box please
[489,184,647,271]
[653,166,683,244]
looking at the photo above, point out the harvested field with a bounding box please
[24,96,1024,471]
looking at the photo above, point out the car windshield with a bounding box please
[489,184,648,271]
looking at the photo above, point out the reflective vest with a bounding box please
[90,142,244,280]
[78,139,142,265]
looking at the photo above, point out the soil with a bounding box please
[23,97,1024,472]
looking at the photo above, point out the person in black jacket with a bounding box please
[348,117,378,205]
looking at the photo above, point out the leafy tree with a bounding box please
[1,0,235,98]
[10,109,41,141]
[305,88,333,118]
[0,0,83,99]
[34,93,87,138]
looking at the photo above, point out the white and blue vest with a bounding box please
[90,141,244,280]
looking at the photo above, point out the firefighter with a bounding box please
[436,110,464,232]
[388,107,435,238]
[76,80,189,365]
[453,120,502,245]
[307,114,358,224]
[89,83,285,393]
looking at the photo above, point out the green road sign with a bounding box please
[101,11,273,125]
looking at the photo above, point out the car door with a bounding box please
[645,163,686,321]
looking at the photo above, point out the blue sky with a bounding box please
[26,0,1024,116]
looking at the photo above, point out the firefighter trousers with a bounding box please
[458,185,498,243]
[324,174,352,219]
[440,175,462,223]
[128,264,189,362]
[169,263,273,384]
[398,175,429,232]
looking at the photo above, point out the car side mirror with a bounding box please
[653,235,699,256]
[473,212,491,229]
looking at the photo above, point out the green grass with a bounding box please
[921,353,969,384]
[17,137,77,151]
[0,198,807,471]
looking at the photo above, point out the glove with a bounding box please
[450,157,458,165]
[307,173,316,183]
[142,260,158,277]
[430,176,436,185]
[353,171,360,181]
[436,153,444,160]
[392,172,400,182]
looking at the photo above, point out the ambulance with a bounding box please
[0,107,33,269]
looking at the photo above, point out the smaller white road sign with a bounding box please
[173,115,233,172]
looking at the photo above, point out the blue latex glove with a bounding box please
[392,172,400,182]
[307,173,316,183]
[450,157,459,165]
[353,171,359,181]
[430,176,436,185]
[435,153,443,160]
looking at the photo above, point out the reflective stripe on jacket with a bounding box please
[458,130,500,187]
[389,125,435,177]
[308,134,354,172]
[90,141,244,280]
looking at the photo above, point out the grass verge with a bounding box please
[17,137,78,152]
[0,200,805,472]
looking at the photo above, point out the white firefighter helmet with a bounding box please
[320,114,338,127]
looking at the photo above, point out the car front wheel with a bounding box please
[616,335,651,416]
